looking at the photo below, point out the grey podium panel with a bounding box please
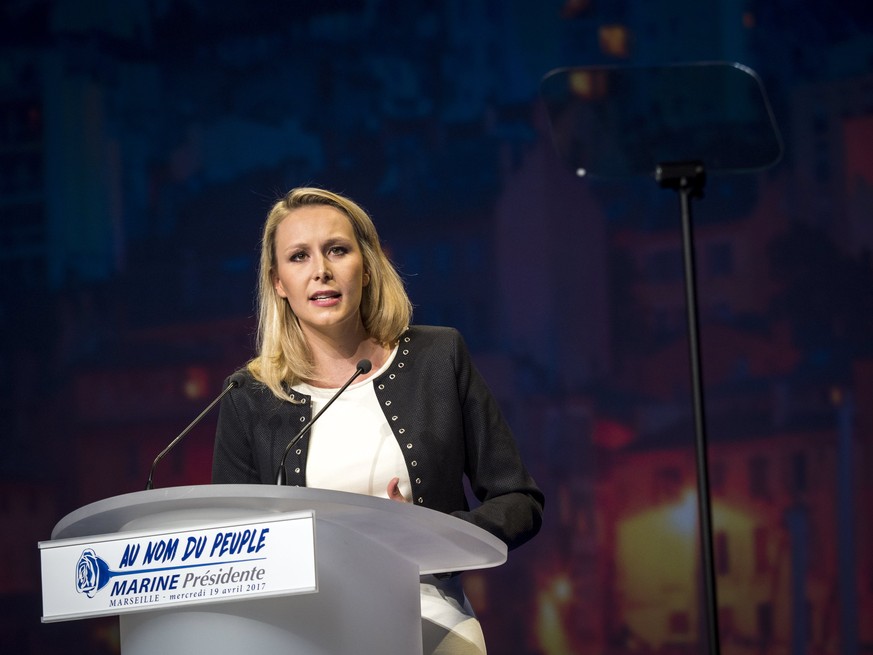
[46,485,507,655]
[120,521,422,655]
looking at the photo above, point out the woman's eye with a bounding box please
[289,251,307,262]
[329,246,348,256]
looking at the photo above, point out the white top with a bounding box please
[293,348,484,652]
[294,347,412,503]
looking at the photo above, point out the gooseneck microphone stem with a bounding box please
[145,379,239,490]
[276,359,372,485]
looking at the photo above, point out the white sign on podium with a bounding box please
[40,511,317,622]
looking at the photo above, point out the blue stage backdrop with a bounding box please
[2,1,872,653]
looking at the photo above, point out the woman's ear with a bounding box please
[362,271,371,287]
[273,270,288,298]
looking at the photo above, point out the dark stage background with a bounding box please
[2,1,872,653]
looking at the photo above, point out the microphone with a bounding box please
[145,375,242,490]
[276,359,372,485]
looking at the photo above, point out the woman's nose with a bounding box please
[314,261,333,281]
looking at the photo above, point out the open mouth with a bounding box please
[310,291,341,301]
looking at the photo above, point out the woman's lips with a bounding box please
[309,290,341,305]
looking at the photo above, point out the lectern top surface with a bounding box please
[50,484,507,575]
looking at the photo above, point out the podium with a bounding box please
[40,484,508,655]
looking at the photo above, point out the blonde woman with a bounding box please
[213,187,544,654]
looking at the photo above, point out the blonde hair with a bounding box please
[248,187,412,397]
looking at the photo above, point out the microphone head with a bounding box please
[356,359,372,374]
[228,370,248,388]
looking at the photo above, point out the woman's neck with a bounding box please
[303,327,389,388]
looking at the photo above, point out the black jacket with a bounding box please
[212,325,544,550]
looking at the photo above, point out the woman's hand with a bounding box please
[387,477,406,503]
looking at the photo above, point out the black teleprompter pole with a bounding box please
[655,160,721,655]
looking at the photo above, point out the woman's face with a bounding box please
[272,205,369,339]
